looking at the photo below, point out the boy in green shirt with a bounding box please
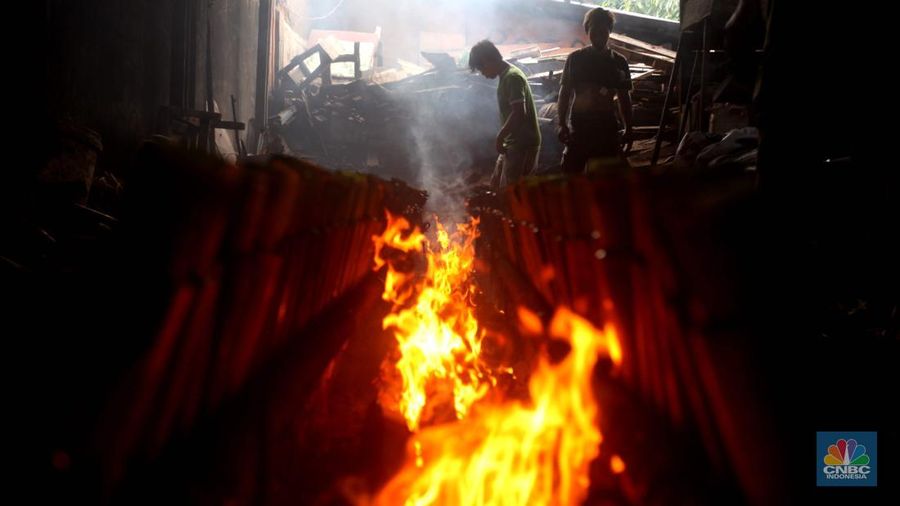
[468,40,541,188]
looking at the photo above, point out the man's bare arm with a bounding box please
[617,89,633,137]
[557,83,573,143]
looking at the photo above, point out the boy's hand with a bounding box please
[557,124,570,144]
[495,134,507,154]
[620,127,634,154]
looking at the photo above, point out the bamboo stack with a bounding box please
[101,145,424,485]
[473,172,771,495]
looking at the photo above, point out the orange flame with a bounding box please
[610,454,626,474]
[373,212,493,431]
[373,306,622,506]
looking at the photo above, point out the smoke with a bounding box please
[284,0,568,219]
[400,75,499,222]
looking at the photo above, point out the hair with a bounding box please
[468,39,503,72]
[583,7,615,34]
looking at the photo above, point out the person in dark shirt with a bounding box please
[557,7,633,173]
[469,39,542,188]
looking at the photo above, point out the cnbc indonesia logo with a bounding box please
[823,439,870,478]
[817,433,877,486]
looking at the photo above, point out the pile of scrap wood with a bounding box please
[271,55,501,181]
[268,33,673,178]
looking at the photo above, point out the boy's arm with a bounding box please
[557,56,574,143]
[617,89,633,139]
[616,56,634,142]
[557,83,572,139]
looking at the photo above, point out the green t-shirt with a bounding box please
[497,64,541,149]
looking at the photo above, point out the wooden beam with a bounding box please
[609,32,676,59]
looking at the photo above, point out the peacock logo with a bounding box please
[823,438,870,466]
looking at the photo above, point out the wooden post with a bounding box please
[678,39,699,142]
[698,18,708,132]
[651,31,686,167]
[251,0,275,154]
[354,41,361,79]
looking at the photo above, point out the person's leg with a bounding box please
[596,120,622,157]
[502,146,540,186]
[560,142,589,174]
[523,146,539,177]
[499,150,516,188]
[584,120,628,174]
[566,118,622,174]
[490,154,504,189]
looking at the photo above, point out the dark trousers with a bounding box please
[561,117,622,173]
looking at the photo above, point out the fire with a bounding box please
[610,454,626,475]
[373,211,493,431]
[373,306,623,506]
[371,211,623,505]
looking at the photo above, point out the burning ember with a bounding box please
[371,212,624,505]
[373,211,494,431]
